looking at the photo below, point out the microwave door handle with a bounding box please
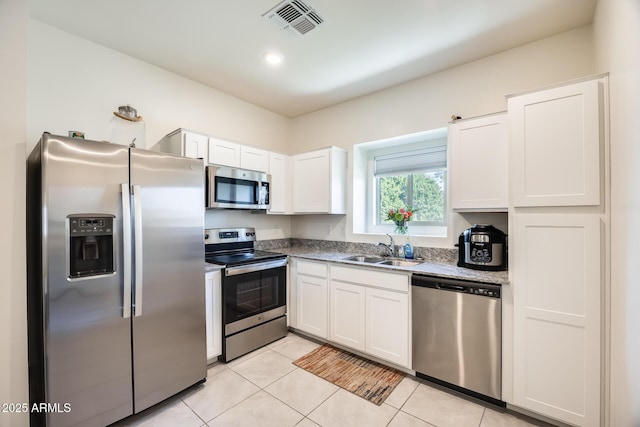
[257,182,266,205]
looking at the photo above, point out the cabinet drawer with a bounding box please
[330,265,409,293]
[297,260,328,277]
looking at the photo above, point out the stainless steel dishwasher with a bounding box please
[412,274,503,404]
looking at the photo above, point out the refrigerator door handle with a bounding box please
[121,183,132,319]
[133,184,143,316]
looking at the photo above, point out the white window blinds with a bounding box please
[374,145,447,176]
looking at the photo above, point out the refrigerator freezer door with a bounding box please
[129,148,206,412]
[28,135,133,426]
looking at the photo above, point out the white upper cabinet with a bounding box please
[208,138,241,168]
[208,138,269,172]
[268,152,292,214]
[151,129,208,161]
[292,146,347,214]
[155,130,264,169]
[183,132,209,160]
[449,113,508,211]
[240,145,269,173]
[508,78,604,207]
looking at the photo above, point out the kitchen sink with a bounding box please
[342,255,421,267]
[377,259,422,267]
[342,255,386,263]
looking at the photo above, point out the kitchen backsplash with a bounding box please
[256,238,458,263]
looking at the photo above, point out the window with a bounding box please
[374,145,447,227]
[352,128,448,237]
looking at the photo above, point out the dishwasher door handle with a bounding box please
[437,284,467,292]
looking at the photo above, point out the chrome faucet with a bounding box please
[375,234,396,257]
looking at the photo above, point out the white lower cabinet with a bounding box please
[329,281,366,351]
[329,265,410,368]
[511,214,602,427]
[292,259,411,368]
[365,288,409,366]
[296,260,329,339]
[205,270,222,362]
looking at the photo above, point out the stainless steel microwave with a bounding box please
[206,165,270,210]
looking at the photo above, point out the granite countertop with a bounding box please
[272,247,509,285]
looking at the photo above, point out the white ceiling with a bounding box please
[30,0,597,118]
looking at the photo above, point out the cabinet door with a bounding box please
[296,274,328,338]
[365,288,409,367]
[509,79,603,207]
[205,270,222,361]
[329,281,366,352]
[183,132,208,160]
[208,138,241,167]
[511,214,601,426]
[450,113,508,210]
[240,146,269,173]
[292,149,330,213]
[268,152,291,214]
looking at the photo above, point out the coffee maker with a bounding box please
[457,224,507,271]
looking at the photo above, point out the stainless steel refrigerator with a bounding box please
[27,133,207,427]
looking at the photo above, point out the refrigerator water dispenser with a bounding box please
[68,214,115,278]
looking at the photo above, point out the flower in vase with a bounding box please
[385,208,413,234]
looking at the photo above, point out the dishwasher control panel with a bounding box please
[411,274,501,299]
[469,287,500,298]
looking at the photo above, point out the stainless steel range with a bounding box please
[205,228,288,362]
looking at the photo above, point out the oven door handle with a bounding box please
[225,258,288,276]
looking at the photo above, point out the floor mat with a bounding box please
[293,343,405,406]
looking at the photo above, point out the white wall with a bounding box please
[289,26,595,248]
[593,0,640,425]
[0,1,29,426]
[27,20,291,154]
[290,26,595,154]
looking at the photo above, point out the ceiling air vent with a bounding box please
[263,0,324,36]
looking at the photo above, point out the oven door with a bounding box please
[222,259,287,336]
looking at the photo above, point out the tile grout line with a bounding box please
[180,397,208,426]
[257,366,334,426]
[390,380,425,426]
[198,385,263,425]
[478,406,487,427]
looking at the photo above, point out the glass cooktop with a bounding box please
[205,250,285,267]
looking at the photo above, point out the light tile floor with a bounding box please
[112,333,551,427]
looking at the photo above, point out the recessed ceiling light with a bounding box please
[264,52,284,65]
